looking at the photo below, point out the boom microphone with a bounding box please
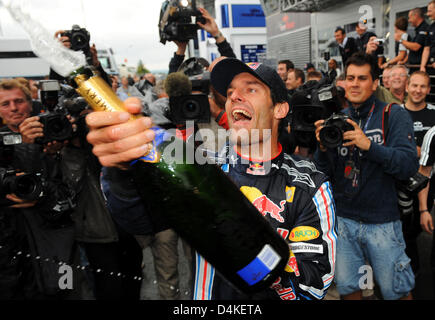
[164,72,192,97]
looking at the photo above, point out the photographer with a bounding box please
[313,52,419,300]
[51,27,111,86]
[49,33,146,300]
[0,79,77,299]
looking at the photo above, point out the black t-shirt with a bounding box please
[425,22,435,63]
[404,103,435,147]
[408,20,429,65]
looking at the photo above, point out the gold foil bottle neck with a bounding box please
[73,73,140,120]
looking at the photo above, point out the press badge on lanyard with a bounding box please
[344,104,375,188]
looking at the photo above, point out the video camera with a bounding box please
[170,71,211,125]
[159,0,206,44]
[61,25,92,64]
[165,58,211,126]
[36,80,89,145]
[290,78,345,147]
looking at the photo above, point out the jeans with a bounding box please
[335,216,415,300]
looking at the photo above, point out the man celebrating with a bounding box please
[85,59,337,300]
[314,52,418,300]
[402,71,435,275]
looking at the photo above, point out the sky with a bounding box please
[0,0,179,72]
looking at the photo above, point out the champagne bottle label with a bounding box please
[133,127,168,164]
[236,244,281,285]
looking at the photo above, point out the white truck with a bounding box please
[0,38,50,79]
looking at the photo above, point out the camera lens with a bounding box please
[71,32,88,50]
[182,99,200,119]
[11,174,42,201]
[319,126,343,149]
[47,118,65,135]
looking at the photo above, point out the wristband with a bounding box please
[420,209,429,214]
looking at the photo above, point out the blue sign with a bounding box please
[241,44,266,63]
[232,5,265,28]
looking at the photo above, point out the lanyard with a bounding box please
[361,103,376,134]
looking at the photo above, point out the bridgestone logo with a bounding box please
[289,242,323,254]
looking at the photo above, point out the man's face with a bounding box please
[277,63,288,81]
[121,77,128,87]
[382,69,392,88]
[285,71,301,90]
[345,64,378,106]
[355,24,366,36]
[0,88,32,131]
[334,30,344,44]
[428,3,435,21]
[390,68,408,92]
[408,11,419,27]
[407,74,430,105]
[225,72,276,146]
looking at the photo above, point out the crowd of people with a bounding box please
[1,3,435,302]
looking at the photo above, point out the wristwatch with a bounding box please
[213,32,223,40]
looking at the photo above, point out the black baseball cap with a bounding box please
[210,58,288,104]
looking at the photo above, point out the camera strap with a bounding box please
[381,103,393,145]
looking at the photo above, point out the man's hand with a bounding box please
[43,140,68,155]
[6,193,37,208]
[197,7,224,41]
[54,30,71,49]
[366,36,378,55]
[314,119,327,152]
[90,43,101,68]
[174,40,188,55]
[342,119,371,151]
[420,211,434,234]
[19,116,43,144]
[85,98,155,169]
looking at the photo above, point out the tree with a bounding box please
[136,60,150,76]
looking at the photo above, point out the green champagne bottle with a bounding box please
[130,127,290,293]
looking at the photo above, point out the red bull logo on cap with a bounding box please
[246,62,261,71]
[240,186,285,223]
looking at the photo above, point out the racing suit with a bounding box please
[193,144,337,300]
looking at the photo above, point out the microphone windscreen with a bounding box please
[164,72,192,97]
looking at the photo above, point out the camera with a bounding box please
[169,71,211,125]
[61,25,92,64]
[0,168,46,201]
[35,80,74,145]
[290,78,345,147]
[159,0,206,44]
[0,134,46,203]
[36,113,74,144]
[373,38,385,46]
[319,113,354,149]
[396,172,429,216]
